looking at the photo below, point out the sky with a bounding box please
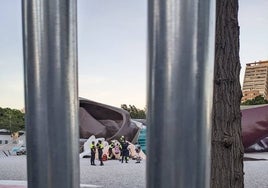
[0,0,267,110]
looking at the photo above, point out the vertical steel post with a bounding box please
[147,0,215,188]
[22,0,79,188]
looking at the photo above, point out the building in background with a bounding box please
[242,60,268,102]
[0,129,11,145]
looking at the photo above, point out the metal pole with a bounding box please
[22,0,79,188]
[147,0,215,188]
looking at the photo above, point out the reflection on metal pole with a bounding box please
[147,0,215,187]
[22,0,79,188]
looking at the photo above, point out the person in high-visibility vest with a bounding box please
[96,140,104,166]
[121,139,130,163]
[90,141,96,166]
[118,136,125,161]
[119,135,125,145]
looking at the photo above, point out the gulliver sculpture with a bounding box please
[79,98,139,143]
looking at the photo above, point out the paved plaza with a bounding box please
[0,154,268,188]
[0,156,145,188]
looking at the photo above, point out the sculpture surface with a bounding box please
[79,98,268,153]
[79,98,139,143]
[242,104,268,152]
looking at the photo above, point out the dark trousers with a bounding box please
[91,152,95,165]
[121,150,129,163]
[121,155,128,163]
[98,151,103,165]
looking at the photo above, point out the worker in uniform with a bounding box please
[96,140,104,166]
[90,141,96,166]
[119,135,125,143]
[121,139,130,163]
[118,136,125,161]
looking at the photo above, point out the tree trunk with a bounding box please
[211,0,244,188]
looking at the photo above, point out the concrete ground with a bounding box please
[1,154,268,188]
[0,156,145,188]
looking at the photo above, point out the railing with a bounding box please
[22,0,79,187]
[22,0,215,187]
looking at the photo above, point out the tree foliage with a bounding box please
[241,95,268,105]
[120,104,146,119]
[0,107,25,133]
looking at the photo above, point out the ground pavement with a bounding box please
[0,156,145,188]
[1,154,268,188]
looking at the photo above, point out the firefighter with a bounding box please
[90,141,96,166]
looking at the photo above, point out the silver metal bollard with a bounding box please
[147,0,215,188]
[22,0,79,187]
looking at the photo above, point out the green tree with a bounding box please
[120,104,146,119]
[0,107,25,133]
[241,95,268,105]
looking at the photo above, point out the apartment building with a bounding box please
[242,60,268,102]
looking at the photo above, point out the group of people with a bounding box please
[90,140,104,166]
[89,136,142,166]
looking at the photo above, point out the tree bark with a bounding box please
[211,0,244,188]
